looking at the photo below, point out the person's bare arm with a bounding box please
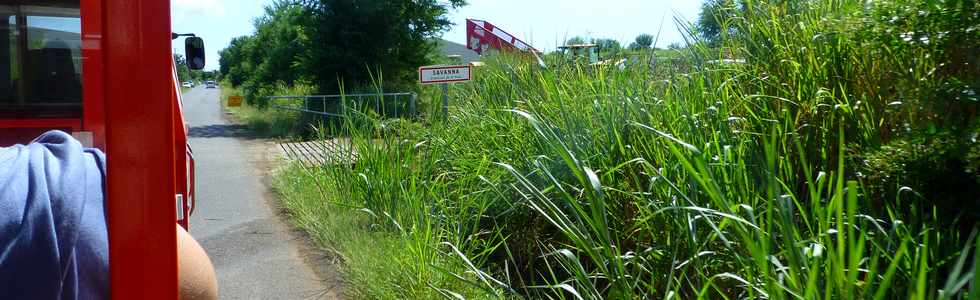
[177,225,219,300]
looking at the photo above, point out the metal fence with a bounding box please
[268,92,417,119]
[269,93,415,168]
[279,138,356,168]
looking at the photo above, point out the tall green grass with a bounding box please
[277,0,979,298]
[274,164,499,299]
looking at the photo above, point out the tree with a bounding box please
[566,36,586,46]
[174,54,191,82]
[634,34,654,49]
[219,0,464,98]
[249,1,314,87]
[300,0,466,93]
[594,38,621,55]
[697,0,739,45]
[207,71,220,80]
[219,35,255,86]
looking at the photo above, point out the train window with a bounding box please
[0,7,17,108]
[0,3,81,119]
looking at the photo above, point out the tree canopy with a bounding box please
[594,38,621,54]
[301,0,465,92]
[565,36,586,46]
[697,0,738,45]
[219,0,465,99]
[174,54,191,82]
[634,34,654,49]
[219,1,314,97]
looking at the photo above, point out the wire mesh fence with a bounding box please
[268,92,417,121]
[270,92,413,168]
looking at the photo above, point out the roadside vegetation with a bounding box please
[219,83,309,138]
[271,0,980,299]
[216,0,980,298]
[217,0,465,138]
[274,164,497,299]
[218,0,464,105]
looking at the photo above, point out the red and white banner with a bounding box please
[466,19,539,55]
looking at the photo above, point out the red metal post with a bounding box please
[81,0,106,149]
[101,0,180,299]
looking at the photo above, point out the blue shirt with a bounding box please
[0,131,109,299]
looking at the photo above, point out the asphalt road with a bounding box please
[182,86,340,299]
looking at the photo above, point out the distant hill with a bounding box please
[437,39,481,63]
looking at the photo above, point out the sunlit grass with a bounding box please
[220,83,306,138]
[273,0,979,298]
[273,164,501,299]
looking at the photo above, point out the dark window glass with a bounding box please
[0,8,18,106]
[0,3,81,119]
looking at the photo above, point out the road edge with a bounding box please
[218,95,348,299]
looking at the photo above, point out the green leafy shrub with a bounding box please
[862,123,980,225]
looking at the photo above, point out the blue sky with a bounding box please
[171,0,271,71]
[171,0,703,71]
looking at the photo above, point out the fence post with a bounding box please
[322,96,329,125]
[341,95,346,117]
[410,93,417,119]
[442,83,449,123]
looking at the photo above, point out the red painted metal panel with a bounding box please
[101,0,180,299]
[0,118,81,145]
[81,0,106,150]
[0,118,82,129]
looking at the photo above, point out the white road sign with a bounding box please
[419,65,471,84]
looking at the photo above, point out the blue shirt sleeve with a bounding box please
[0,131,109,300]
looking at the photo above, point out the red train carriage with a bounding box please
[0,0,201,298]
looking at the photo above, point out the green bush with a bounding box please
[222,81,319,138]
[862,123,980,225]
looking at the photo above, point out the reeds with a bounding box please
[278,1,980,298]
